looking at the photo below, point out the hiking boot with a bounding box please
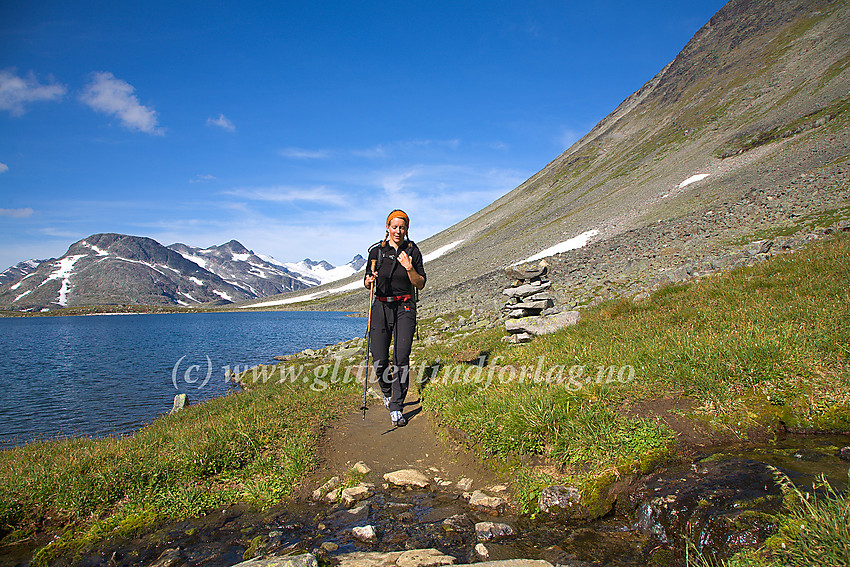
[391,410,406,426]
[383,397,391,409]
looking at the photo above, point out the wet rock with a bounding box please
[325,487,342,503]
[475,521,515,542]
[442,513,474,532]
[312,476,340,501]
[458,561,553,567]
[231,554,318,567]
[352,524,378,543]
[396,548,456,567]
[629,458,784,559]
[473,543,489,560]
[538,485,581,518]
[334,551,402,567]
[329,503,370,524]
[384,469,431,489]
[456,478,473,491]
[321,542,339,552]
[334,549,455,567]
[341,484,375,507]
[467,490,505,515]
[149,547,182,567]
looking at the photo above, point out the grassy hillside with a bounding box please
[414,233,849,513]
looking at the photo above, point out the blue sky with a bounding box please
[1,1,726,270]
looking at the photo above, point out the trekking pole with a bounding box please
[361,260,377,419]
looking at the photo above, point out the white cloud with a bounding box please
[0,70,66,116]
[190,174,217,184]
[80,72,163,135]
[0,162,8,173]
[0,207,35,218]
[279,147,330,159]
[222,185,349,206]
[207,114,235,131]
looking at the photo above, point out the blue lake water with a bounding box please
[0,311,364,449]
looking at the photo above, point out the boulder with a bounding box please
[383,469,431,489]
[468,490,505,514]
[538,485,581,517]
[341,484,374,507]
[628,458,784,557]
[170,394,189,414]
[505,311,580,336]
[231,554,318,567]
[475,521,515,542]
[396,549,456,567]
[352,525,378,543]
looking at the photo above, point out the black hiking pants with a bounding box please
[369,298,416,413]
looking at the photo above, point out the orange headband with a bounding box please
[386,210,409,227]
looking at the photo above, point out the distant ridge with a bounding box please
[0,234,363,311]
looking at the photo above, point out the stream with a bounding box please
[20,432,845,567]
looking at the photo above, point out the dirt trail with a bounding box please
[301,390,504,496]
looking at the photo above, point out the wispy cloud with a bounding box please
[279,147,330,159]
[351,145,388,159]
[351,139,461,159]
[222,186,349,206]
[0,162,8,173]
[0,70,66,116]
[190,174,217,184]
[80,72,163,135]
[0,207,34,218]
[207,113,235,132]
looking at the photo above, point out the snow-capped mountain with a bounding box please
[260,255,367,286]
[168,240,314,297]
[0,233,363,311]
[0,259,43,288]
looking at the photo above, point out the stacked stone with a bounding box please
[502,261,556,344]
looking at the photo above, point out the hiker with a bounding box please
[363,209,426,427]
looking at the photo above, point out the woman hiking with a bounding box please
[363,209,426,426]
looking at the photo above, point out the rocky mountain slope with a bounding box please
[0,260,42,288]
[0,234,363,311]
[253,0,850,316]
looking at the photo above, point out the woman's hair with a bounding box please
[382,209,409,248]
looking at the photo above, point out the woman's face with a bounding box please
[387,217,407,245]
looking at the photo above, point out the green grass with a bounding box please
[0,374,359,565]
[415,234,850,513]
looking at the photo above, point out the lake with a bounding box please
[0,311,365,449]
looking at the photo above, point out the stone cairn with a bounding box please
[501,261,556,344]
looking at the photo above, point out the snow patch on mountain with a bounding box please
[423,240,464,262]
[44,254,86,306]
[243,279,364,308]
[678,173,710,188]
[518,230,599,264]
